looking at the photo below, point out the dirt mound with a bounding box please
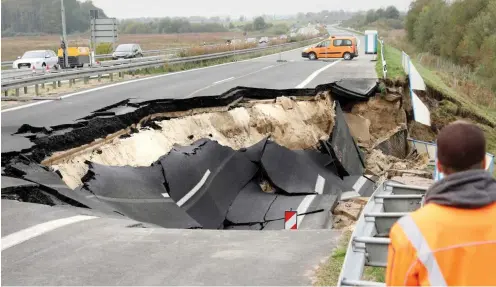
[365,149,429,178]
[350,96,407,147]
[50,95,336,189]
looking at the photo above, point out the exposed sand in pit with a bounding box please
[50,95,336,189]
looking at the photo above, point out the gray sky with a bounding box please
[90,0,412,19]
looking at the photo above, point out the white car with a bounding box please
[12,50,59,70]
[259,37,269,44]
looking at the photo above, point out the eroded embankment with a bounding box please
[49,95,336,189]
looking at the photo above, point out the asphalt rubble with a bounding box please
[1,78,432,230]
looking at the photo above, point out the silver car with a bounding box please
[12,50,59,70]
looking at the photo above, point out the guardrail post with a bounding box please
[53,81,57,89]
[23,86,28,94]
[4,90,8,97]
[35,84,39,96]
[98,74,102,82]
[41,83,45,89]
[84,77,89,84]
[57,81,61,87]
[15,88,19,97]
[110,73,114,82]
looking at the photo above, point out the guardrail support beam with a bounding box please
[110,73,114,82]
[41,83,45,88]
[4,90,8,97]
[57,81,61,88]
[84,77,89,84]
[98,74,101,82]
[52,82,57,89]
[15,88,19,97]
[35,84,39,96]
[23,87,28,94]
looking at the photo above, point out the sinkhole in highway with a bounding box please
[5,80,406,230]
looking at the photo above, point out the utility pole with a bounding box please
[61,0,69,68]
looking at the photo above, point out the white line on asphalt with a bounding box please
[1,215,98,251]
[213,77,235,85]
[315,175,325,194]
[176,170,211,207]
[294,60,342,88]
[352,176,368,193]
[161,193,170,198]
[296,195,317,227]
[185,64,280,98]
[2,45,309,113]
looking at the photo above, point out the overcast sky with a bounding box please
[90,0,412,19]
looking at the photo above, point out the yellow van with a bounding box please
[302,36,358,60]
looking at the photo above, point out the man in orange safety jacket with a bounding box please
[386,121,496,286]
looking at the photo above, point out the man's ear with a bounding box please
[437,160,445,174]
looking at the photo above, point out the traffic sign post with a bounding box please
[90,12,118,55]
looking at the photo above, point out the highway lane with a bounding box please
[1,200,340,285]
[1,30,378,285]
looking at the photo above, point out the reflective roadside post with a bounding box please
[284,210,298,230]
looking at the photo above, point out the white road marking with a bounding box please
[2,45,309,113]
[176,170,211,207]
[296,195,317,227]
[295,60,342,88]
[1,215,98,251]
[315,175,325,194]
[213,77,235,85]
[352,176,368,193]
[185,64,280,98]
[161,193,170,198]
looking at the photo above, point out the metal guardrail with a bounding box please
[1,46,197,68]
[1,39,318,94]
[337,181,428,286]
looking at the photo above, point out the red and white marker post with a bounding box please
[284,210,298,230]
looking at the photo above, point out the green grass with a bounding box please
[381,44,406,80]
[315,231,385,286]
[412,62,496,125]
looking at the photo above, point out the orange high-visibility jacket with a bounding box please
[386,170,496,286]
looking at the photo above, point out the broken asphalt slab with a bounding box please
[158,139,258,229]
[261,141,346,195]
[82,162,201,229]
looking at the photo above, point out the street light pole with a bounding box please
[61,0,69,68]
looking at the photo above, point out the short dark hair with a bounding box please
[437,121,486,171]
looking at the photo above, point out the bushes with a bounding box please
[406,0,496,91]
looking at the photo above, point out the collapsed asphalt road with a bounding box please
[2,80,378,231]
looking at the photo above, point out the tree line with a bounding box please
[341,6,403,29]
[1,0,107,36]
[119,18,229,34]
[406,0,496,87]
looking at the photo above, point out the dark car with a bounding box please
[112,44,143,60]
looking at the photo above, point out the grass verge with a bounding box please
[314,230,385,286]
[381,44,406,81]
